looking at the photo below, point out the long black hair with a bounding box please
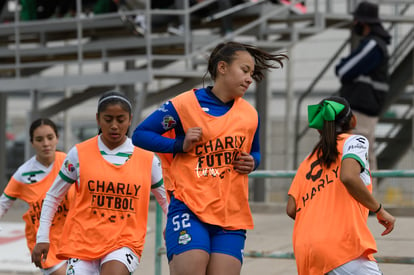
[205,41,288,83]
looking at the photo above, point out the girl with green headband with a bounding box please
[286,96,395,275]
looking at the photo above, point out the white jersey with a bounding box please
[37,135,168,243]
[0,156,57,218]
[60,135,163,188]
[12,155,54,184]
[342,134,371,186]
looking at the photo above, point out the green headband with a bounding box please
[308,100,346,130]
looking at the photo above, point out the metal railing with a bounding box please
[292,2,414,169]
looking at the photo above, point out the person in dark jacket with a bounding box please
[335,1,391,180]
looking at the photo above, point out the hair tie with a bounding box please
[308,100,346,130]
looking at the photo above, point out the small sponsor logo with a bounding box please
[158,102,169,112]
[64,160,76,173]
[162,115,176,130]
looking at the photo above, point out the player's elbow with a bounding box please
[286,195,296,220]
[286,208,296,220]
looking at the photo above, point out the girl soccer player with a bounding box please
[133,41,287,275]
[0,118,70,275]
[31,91,168,275]
[287,96,395,275]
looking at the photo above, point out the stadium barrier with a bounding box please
[153,170,414,275]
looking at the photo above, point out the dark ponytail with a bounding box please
[309,96,353,168]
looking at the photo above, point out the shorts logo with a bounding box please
[178,230,192,245]
[126,253,134,264]
[162,115,176,130]
[67,258,79,275]
[67,265,75,275]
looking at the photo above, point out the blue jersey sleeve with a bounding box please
[133,89,261,168]
[251,117,261,170]
[132,101,185,153]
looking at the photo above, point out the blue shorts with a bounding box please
[165,196,246,263]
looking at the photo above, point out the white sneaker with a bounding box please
[134,14,146,35]
[167,24,185,36]
[135,14,146,29]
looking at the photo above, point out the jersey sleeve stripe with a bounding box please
[342,153,366,169]
[58,170,77,184]
[151,179,164,189]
